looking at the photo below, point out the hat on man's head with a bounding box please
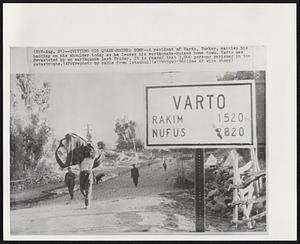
[67,166,71,170]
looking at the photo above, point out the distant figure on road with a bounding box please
[79,144,96,209]
[131,164,139,187]
[65,167,76,200]
[163,158,167,171]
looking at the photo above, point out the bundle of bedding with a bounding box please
[55,133,102,169]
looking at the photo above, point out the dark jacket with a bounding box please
[65,172,76,186]
[131,168,139,179]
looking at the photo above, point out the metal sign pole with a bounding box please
[195,148,205,232]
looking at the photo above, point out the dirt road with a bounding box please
[10,159,195,234]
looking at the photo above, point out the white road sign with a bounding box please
[145,81,256,148]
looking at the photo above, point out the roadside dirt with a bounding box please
[11,159,196,234]
[10,158,266,234]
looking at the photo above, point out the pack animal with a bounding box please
[94,174,105,184]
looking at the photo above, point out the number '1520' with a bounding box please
[218,113,244,123]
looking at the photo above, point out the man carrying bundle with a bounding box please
[79,144,97,209]
[55,133,103,209]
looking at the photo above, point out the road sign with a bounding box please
[145,81,256,148]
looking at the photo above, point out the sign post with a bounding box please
[145,81,256,232]
[195,148,205,232]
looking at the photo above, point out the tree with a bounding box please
[114,117,142,150]
[216,71,254,81]
[10,74,52,180]
[216,71,266,82]
[15,74,50,113]
[97,141,106,150]
[134,138,144,151]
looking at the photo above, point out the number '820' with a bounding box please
[218,127,245,137]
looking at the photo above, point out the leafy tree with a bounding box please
[134,138,144,151]
[114,117,143,150]
[10,74,52,180]
[97,141,106,150]
[216,71,265,82]
[15,74,50,112]
[216,71,254,81]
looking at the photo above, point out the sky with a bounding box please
[11,71,221,148]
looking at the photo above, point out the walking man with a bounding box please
[65,167,76,200]
[163,158,167,171]
[131,164,139,187]
[79,144,96,209]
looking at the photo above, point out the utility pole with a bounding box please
[86,124,92,143]
[132,138,137,157]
